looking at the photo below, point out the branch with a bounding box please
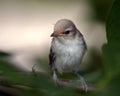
[56,79,95,92]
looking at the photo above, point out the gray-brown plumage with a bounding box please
[49,19,88,92]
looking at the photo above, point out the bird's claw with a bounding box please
[53,71,58,84]
[80,80,88,92]
[75,72,88,92]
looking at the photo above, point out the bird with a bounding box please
[49,19,88,91]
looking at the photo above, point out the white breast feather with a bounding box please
[52,37,85,73]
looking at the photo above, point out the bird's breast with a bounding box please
[52,39,86,73]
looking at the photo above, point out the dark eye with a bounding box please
[63,30,70,34]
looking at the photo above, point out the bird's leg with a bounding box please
[75,71,88,92]
[53,70,58,84]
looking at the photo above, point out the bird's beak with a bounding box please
[51,32,64,37]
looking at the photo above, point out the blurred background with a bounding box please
[0,0,115,96]
[0,0,112,71]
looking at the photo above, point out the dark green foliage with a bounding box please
[0,51,11,57]
[104,0,120,80]
[90,0,114,22]
[0,53,82,96]
[102,0,120,95]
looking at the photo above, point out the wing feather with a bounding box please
[49,39,56,68]
[77,29,87,50]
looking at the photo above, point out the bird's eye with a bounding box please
[63,30,70,34]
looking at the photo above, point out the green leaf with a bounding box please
[0,51,11,57]
[101,0,120,95]
[106,0,120,43]
[104,0,120,80]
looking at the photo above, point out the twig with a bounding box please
[56,79,95,92]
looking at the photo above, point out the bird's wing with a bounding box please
[77,29,87,50]
[82,37,87,50]
[49,40,56,68]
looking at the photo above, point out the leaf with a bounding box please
[99,0,120,96]
[103,0,120,80]
[106,0,120,43]
[0,51,11,57]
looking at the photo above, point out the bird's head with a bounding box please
[51,19,77,40]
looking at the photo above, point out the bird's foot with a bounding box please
[78,76,88,92]
[53,71,58,84]
[75,72,88,92]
